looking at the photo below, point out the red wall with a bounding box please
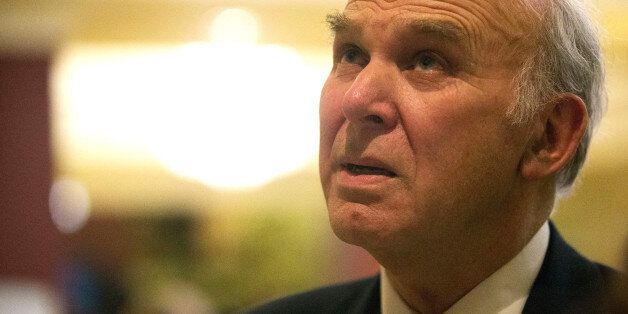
[0,56,63,286]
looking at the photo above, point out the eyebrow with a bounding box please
[326,12,351,33]
[326,12,464,43]
[408,19,463,42]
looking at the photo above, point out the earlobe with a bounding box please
[520,94,588,181]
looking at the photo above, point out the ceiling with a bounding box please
[0,0,345,54]
[3,0,628,52]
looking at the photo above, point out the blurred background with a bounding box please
[0,0,626,313]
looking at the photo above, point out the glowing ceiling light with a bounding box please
[53,42,327,190]
[148,42,321,190]
[210,8,259,44]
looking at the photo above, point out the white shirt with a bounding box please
[381,222,550,314]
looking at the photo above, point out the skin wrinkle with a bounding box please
[335,1,533,72]
[374,1,532,49]
[346,0,513,38]
[318,1,568,313]
[408,1,489,57]
[336,15,481,156]
[314,0,603,312]
[330,0,542,126]
[329,12,475,72]
[328,12,466,45]
[343,1,481,46]
[408,19,464,41]
[331,10,516,157]
[332,0,516,236]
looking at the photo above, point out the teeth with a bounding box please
[346,164,396,177]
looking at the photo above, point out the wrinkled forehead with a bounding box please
[344,0,539,17]
[340,0,539,47]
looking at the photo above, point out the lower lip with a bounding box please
[336,168,396,188]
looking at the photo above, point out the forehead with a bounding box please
[339,0,535,52]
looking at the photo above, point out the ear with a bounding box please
[520,94,588,180]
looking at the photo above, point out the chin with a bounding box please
[327,199,396,250]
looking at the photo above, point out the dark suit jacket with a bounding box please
[248,223,627,313]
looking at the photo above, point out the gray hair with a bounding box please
[510,0,607,196]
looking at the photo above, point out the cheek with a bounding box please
[402,89,511,167]
[319,81,346,185]
[406,113,524,220]
[319,83,348,145]
[319,83,346,134]
[400,88,522,191]
[410,116,507,183]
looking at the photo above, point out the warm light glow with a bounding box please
[210,8,259,44]
[49,178,91,233]
[148,42,321,189]
[0,281,60,314]
[53,43,328,190]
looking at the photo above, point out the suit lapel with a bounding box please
[349,275,381,314]
[523,222,608,313]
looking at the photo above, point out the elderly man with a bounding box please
[250,0,626,313]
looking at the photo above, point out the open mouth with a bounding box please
[343,163,396,177]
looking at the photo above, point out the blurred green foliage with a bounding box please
[123,210,332,313]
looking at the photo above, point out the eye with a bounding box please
[339,45,368,66]
[413,51,445,71]
[344,48,360,63]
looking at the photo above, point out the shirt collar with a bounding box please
[381,222,550,314]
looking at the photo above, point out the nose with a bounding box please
[342,60,399,130]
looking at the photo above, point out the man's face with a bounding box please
[319,0,536,254]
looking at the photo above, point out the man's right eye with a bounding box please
[342,48,360,63]
[339,46,368,66]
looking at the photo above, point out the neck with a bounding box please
[374,184,554,313]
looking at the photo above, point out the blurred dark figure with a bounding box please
[63,258,127,314]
